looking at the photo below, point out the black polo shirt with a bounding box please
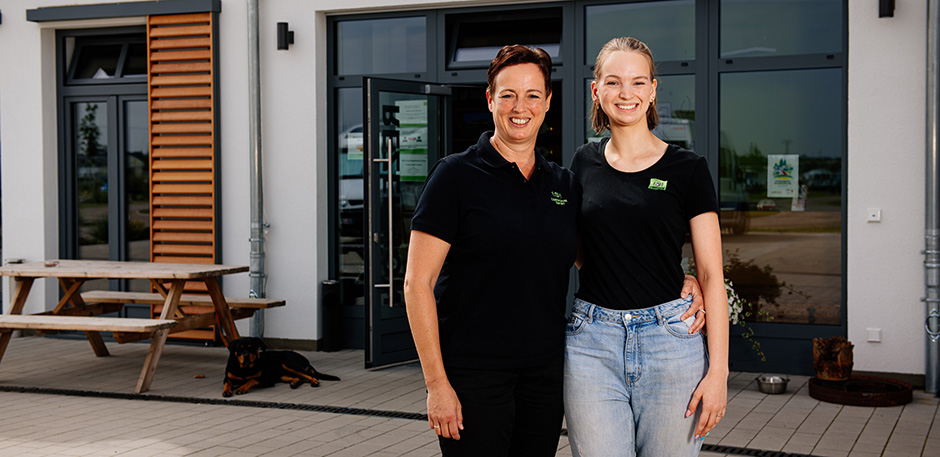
[411,131,579,370]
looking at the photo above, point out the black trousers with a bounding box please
[439,356,564,457]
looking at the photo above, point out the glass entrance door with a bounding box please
[364,78,450,368]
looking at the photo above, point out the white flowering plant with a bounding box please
[688,254,775,362]
[725,278,773,362]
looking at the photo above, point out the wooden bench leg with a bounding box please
[0,278,34,364]
[136,327,169,394]
[60,278,109,357]
[136,280,185,393]
[205,277,239,344]
[84,331,109,357]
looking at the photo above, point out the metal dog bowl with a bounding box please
[756,375,789,394]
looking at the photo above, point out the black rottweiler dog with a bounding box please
[223,337,340,397]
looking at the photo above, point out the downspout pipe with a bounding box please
[248,0,266,337]
[926,0,940,395]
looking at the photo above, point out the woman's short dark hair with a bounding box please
[487,45,553,96]
[591,37,659,133]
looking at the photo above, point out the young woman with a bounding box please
[564,37,729,457]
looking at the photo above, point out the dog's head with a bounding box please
[229,337,266,369]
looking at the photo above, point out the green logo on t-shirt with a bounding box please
[550,191,568,205]
[649,179,668,191]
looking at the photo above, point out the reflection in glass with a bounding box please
[75,102,109,260]
[337,88,366,307]
[123,101,150,294]
[719,68,842,325]
[584,75,694,149]
[337,17,426,75]
[123,43,148,77]
[450,10,562,66]
[72,44,122,79]
[585,0,695,64]
[721,0,842,58]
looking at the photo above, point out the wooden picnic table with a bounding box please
[0,259,250,393]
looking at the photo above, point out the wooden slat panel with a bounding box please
[150,50,211,62]
[151,86,212,98]
[150,37,212,50]
[152,256,215,265]
[149,25,212,38]
[151,136,212,147]
[153,245,215,256]
[152,171,214,182]
[152,111,212,122]
[152,147,212,158]
[152,183,214,194]
[152,195,213,206]
[151,220,214,231]
[154,232,214,243]
[149,13,218,344]
[151,99,212,110]
[151,124,212,134]
[152,159,213,170]
[149,13,212,25]
[151,74,212,85]
[152,207,214,218]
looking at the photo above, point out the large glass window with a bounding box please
[336,87,365,297]
[447,8,563,69]
[74,102,109,261]
[585,74,695,148]
[719,68,842,325]
[585,0,695,64]
[59,30,149,298]
[336,17,426,75]
[720,0,842,58]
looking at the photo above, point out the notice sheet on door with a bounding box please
[395,100,429,182]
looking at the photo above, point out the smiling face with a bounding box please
[486,63,552,148]
[592,50,657,131]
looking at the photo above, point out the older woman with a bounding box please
[404,44,704,457]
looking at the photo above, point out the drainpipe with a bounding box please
[248,0,266,337]
[926,0,940,395]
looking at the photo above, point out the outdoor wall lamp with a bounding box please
[277,22,294,50]
[879,0,894,18]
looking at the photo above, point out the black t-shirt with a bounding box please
[411,131,579,370]
[572,138,718,310]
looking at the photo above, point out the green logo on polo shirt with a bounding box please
[649,179,668,191]
[550,191,568,206]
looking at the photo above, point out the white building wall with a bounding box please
[0,0,931,374]
[847,0,926,375]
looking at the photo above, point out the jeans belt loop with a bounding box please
[655,306,664,326]
[587,303,595,323]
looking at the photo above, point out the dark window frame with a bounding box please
[57,27,148,294]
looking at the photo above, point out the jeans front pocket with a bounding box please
[566,313,587,336]
[662,311,700,339]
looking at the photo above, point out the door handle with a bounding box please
[386,137,395,308]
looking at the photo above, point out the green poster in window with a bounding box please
[767,154,799,198]
[395,100,428,182]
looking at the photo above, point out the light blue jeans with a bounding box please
[564,297,707,457]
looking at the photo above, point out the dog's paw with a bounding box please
[222,390,233,398]
[290,380,303,389]
[310,379,320,388]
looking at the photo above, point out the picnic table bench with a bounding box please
[0,260,274,393]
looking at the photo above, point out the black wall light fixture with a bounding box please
[277,22,294,50]
[879,0,895,18]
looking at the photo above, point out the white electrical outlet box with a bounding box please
[867,208,881,222]
[867,328,881,342]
